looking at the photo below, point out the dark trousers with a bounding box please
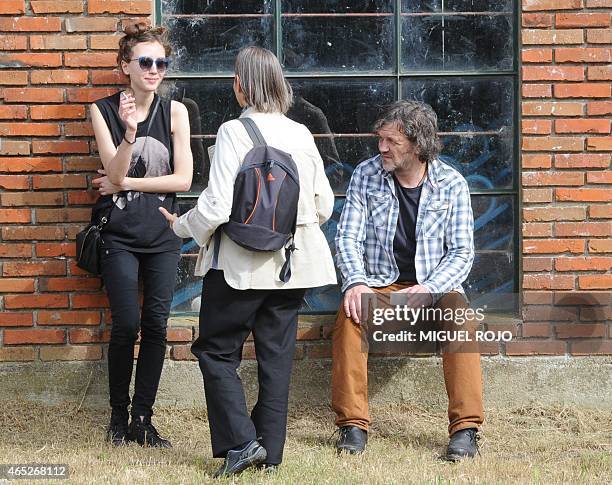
[101,248,180,418]
[191,269,306,465]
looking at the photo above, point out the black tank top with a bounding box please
[94,92,180,253]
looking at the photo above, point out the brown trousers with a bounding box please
[331,283,484,436]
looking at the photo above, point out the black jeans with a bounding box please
[101,248,180,418]
[191,269,306,465]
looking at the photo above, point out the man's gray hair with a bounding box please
[373,100,441,163]
[235,46,293,114]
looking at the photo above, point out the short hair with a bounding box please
[117,22,172,66]
[235,46,293,114]
[373,100,441,163]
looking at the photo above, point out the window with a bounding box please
[157,0,518,314]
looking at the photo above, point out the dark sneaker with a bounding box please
[106,409,129,447]
[336,425,367,454]
[127,416,172,448]
[213,440,267,478]
[445,428,479,461]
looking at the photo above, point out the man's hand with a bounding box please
[395,284,433,308]
[343,284,375,324]
[92,169,122,195]
[159,207,178,228]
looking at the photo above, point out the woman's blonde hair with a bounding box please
[235,46,293,114]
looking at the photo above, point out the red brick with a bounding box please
[522,323,551,338]
[554,83,611,98]
[4,328,65,345]
[69,328,110,344]
[554,291,611,306]
[523,239,585,254]
[587,171,612,184]
[0,17,61,32]
[0,157,62,173]
[36,208,91,223]
[555,153,610,168]
[522,83,552,98]
[555,48,611,63]
[570,340,612,356]
[0,123,60,137]
[0,209,31,223]
[523,222,553,236]
[31,1,84,13]
[3,87,63,103]
[35,242,76,257]
[2,260,65,277]
[167,327,193,342]
[522,136,584,151]
[2,226,64,241]
[556,119,610,134]
[30,105,86,120]
[0,141,30,156]
[555,324,606,338]
[590,205,612,219]
[0,278,34,293]
[523,305,579,322]
[0,347,36,362]
[37,311,101,325]
[522,65,584,81]
[523,206,586,222]
[589,239,612,252]
[0,35,27,50]
[522,48,553,63]
[0,1,25,14]
[587,137,612,151]
[0,242,30,257]
[579,275,612,289]
[172,345,197,361]
[556,12,611,27]
[0,71,28,85]
[40,345,102,361]
[32,174,87,189]
[522,101,584,116]
[588,66,612,81]
[71,294,109,308]
[4,294,68,310]
[64,52,118,68]
[305,342,332,359]
[65,122,94,137]
[523,256,554,271]
[505,341,566,356]
[522,171,584,186]
[0,175,29,190]
[587,28,612,44]
[522,13,554,27]
[91,70,127,85]
[522,154,552,169]
[586,0,612,7]
[40,277,101,292]
[556,257,612,271]
[88,1,151,14]
[556,222,611,236]
[30,35,87,50]
[32,140,89,154]
[1,191,63,206]
[0,312,33,327]
[522,189,553,203]
[581,305,612,321]
[0,105,28,119]
[522,119,552,134]
[66,87,118,103]
[0,52,62,68]
[523,29,583,45]
[556,188,612,202]
[30,70,88,85]
[67,191,99,205]
[89,35,122,50]
[65,157,102,172]
[524,0,583,11]
[65,17,118,33]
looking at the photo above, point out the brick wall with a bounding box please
[0,0,610,363]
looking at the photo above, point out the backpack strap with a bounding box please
[239,117,266,147]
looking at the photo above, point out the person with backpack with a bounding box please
[160,46,336,477]
[89,23,193,447]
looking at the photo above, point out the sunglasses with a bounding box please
[129,56,171,72]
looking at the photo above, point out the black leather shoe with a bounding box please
[336,425,367,454]
[214,440,267,478]
[445,428,479,461]
[127,416,172,448]
[106,409,128,447]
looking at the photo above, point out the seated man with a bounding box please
[332,100,484,461]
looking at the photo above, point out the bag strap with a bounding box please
[239,117,266,147]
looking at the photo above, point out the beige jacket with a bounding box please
[172,108,337,290]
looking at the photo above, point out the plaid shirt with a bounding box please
[335,155,474,300]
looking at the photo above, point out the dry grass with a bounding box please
[0,400,610,484]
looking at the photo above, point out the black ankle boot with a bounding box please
[127,416,172,448]
[106,408,129,446]
[445,428,479,461]
[336,425,367,454]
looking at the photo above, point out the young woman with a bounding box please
[160,46,336,476]
[90,22,193,447]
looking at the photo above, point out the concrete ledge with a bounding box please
[1,356,610,411]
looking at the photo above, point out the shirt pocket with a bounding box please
[422,201,450,239]
[367,190,392,224]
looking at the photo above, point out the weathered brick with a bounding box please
[0,105,28,119]
[40,345,102,361]
[523,13,554,27]
[556,12,611,27]
[589,239,612,252]
[91,70,127,85]
[30,70,88,84]
[523,222,553,237]
[2,260,65,277]
[588,66,612,81]
[554,83,611,98]
[556,257,612,271]
[0,52,62,67]
[0,312,33,327]
[4,329,65,345]
[69,328,110,344]
[3,87,63,103]
[0,1,26,14]
[523,206,586,222]
[522,29,583,45]
[66,87,118,103]
[522,83,552,98]
[0,157,62,173]
[523,256,554,271]
[88,1,151,14]
[0,35,27,50]
[0,175,29,190]
[0,278,35,293]
[30,35,87,50]
[0,71,28,85]
[522,119,552,134]
[0,122,60,137]
[0,17,61,32]
[523,0,583,12]
[1,191,63,206]
[556,222,611,237]
[522,171,584,186]
[40,277,101,292]
[37,311,101,325]
[35,242,76,257]
[522,154,552,169]
[556,188,612,202]
[506,341,566,356]
[522,101,584,116]
[0,141,30,156]
[522,136,584,151]
[65,17,117,33]
[523,239,585,254]
[555,324,606,338]
[522,48,553,63]
[587,136,612,151]
[587,171,612,184]
[579,275,612,289]
[71,294,109,308]
[65,122,94,137]
[522,189,553,203]
[586,28,612,44]
[570,340,612,356]
[0,209,31,223]
[556,119,610,134]
[32,140,89,154]
[4,294,69,310]
[64,52,117,68]
[0,347,36,362]
[32,174,87,189]
[555,153,610,168]
[31,1,84,14]
[523,65,584,81]
[523,275,575,290]
[589,205,612,218]
[555,48,611,63]
[30,105,86,120]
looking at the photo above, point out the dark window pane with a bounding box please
[162,0,273,15]
[402,0,514,12]
[284,1,392,13]
[165,16,273,73]
[282,16,394,72]
[401,14,513,71]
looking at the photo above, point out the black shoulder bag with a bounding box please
[75,96,161,274]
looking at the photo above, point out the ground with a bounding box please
[0,400,609,484]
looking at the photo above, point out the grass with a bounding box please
[0,400,610,484]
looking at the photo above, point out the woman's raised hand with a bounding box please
[119,90,138,136]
